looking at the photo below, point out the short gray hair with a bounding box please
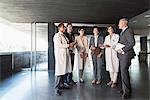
[119,18,129,25]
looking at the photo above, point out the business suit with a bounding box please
[64,32,75,83]
[117,27,135,96]
[64,32,75,68]
[89,35,104,81]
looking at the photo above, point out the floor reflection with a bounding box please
[0,56,149,100]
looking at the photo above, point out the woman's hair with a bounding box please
[78,27,85,32]
[107,25,115,33]
[92,26,99,31]
[58,23,64,28]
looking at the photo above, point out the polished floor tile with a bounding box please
[0,56,149,100]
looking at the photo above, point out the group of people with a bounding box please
[53,18,135,99]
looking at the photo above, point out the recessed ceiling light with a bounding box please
[148,24,150,27]
[144,15,150,18]
[132,20,137,23]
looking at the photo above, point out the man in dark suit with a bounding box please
[64,23,77,85]
[117,18,135,99]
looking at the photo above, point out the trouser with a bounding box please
[79,69,84,79]
[120,57,132,95]
[67,53,75,83]
[109,72,118,83]
[92,54,103,81]
[79,58,86,79]
[64,53,75,84]
[55,75,63,90]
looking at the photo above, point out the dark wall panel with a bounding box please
[48,23,55,70]
[0,54,12,79]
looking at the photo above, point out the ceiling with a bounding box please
[0,0,149,24]
[129,10,150,29]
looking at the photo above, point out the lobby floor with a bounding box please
[0,56,149,100]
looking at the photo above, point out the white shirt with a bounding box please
[94,35,98,47]
[122,27,128,32]
[120,27,128,54]
[58,31,63,34]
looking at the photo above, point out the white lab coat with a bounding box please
[53,32,72,76]
[104,34,119,72]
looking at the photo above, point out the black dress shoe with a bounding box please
[122,93,131,99]
[70,80,77,85]
[59,84,71,89]
[55,90,61,96]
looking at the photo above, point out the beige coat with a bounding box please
[53,32,72,76]
[76,36,88,69]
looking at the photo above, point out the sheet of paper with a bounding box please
[115,43,125,51]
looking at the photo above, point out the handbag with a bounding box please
[80,52,88,58]
[93,47,101,56]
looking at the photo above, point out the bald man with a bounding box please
[117,18,135,99]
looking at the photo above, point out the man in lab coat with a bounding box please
[53,23,74,95]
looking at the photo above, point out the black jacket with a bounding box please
[117,27,136,59]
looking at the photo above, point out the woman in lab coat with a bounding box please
[104,26,119,88]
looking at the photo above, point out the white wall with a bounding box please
[133,28,149,36]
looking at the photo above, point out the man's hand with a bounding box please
[69,43,74,48]
[117,49,124,54]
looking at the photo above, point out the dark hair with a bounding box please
[58,23,64,28]
[92,26,99,31]
[107,25,115,33]
[66,22,72,27]
[78,27,84,32]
